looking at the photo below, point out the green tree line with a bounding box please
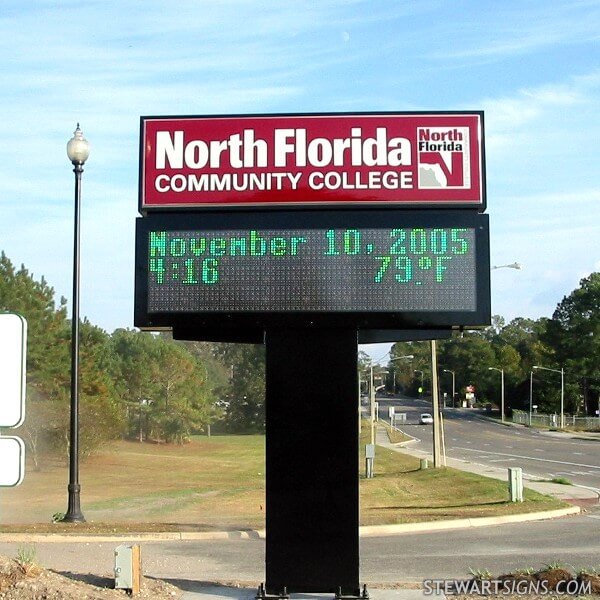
[0,252,265,469]
[2,249,598,468]
[387,272,600,418]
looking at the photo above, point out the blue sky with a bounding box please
[1,0,599,346]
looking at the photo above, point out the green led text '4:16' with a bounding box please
[150,258,220,285]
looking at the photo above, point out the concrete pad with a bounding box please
[181,587,445,600]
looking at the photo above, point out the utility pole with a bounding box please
[431,340,442,467]
[370,365,375,446]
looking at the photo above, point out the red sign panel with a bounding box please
[139,113,485,211]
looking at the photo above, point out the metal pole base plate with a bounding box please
[256,583,369,600]
[256,583,290,600]
[335,584,370,600]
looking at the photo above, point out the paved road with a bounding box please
[1,507,599,585]
[0,398,596,595]
[377,396,600,491]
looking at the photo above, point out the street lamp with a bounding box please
[488,367,505,423]
[388,354,414,394]
[368,354,412,444]
[529,371,534,426]
[63,124,90,523]
[491,262,522,270]
[533,365,565,429]
[442,369,455,406]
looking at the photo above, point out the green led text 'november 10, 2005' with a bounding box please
[147,228,471,286]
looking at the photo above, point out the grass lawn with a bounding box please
[0,428,566,533]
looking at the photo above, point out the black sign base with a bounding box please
[265,328,360,595]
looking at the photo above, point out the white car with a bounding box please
[419,413,433,424]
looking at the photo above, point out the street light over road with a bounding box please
[442,369,456,406]
[491,262,522,270]
[369,354,413,444]
[64,124,90,523]
[488,367,505,423]
[388,354,414,395]
[533,365,565,429]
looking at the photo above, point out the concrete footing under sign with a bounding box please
[179,586,445,600]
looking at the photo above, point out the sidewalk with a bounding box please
[377,425,600,505]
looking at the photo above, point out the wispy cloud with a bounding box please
[1,1,599,332]
[429,1,600,61]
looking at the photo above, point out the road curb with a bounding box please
[359,505,581,537]
[0,529,266,543]
[0,507,580,543]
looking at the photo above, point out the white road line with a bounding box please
[586,515,600,520]
[488,458,516,463]
[452,447,600,470]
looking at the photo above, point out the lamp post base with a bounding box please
[63,484,86,522]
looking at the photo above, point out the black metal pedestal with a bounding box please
[264,328,360,596]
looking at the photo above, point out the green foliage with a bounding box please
[389,273,599,421]
[3,247,597,447]
[543,273,600,416]
[469,567,493,581]
[213,343,266,433]
[549,477,572,486]
[0,252,122,465]
[110,330,216,443]
[15,545,37,572]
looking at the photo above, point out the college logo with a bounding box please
[417,127,470,189]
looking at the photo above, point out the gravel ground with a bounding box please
[0,554,183,599]
[2,553,599,599]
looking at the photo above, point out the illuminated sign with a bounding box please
[135,211,490,331]
[139,113,485,210]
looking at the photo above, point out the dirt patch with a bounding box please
[443,568,600,598]
[0,554,182,599]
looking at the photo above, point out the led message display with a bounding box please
[139,113,485,210]
[135,211,490,330]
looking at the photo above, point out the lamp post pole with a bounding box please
[529,371,534,426]
[533,365,565,429]
[369,355,413,445]
[561,367,564,429]
[488,367,505,423]
[443,369,455,406]
[63,124,90,523]
[369,364,375,446]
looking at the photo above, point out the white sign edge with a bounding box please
[0,435,25,487]
[0,312,27,428]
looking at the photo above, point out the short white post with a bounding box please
[508,467,523,502]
